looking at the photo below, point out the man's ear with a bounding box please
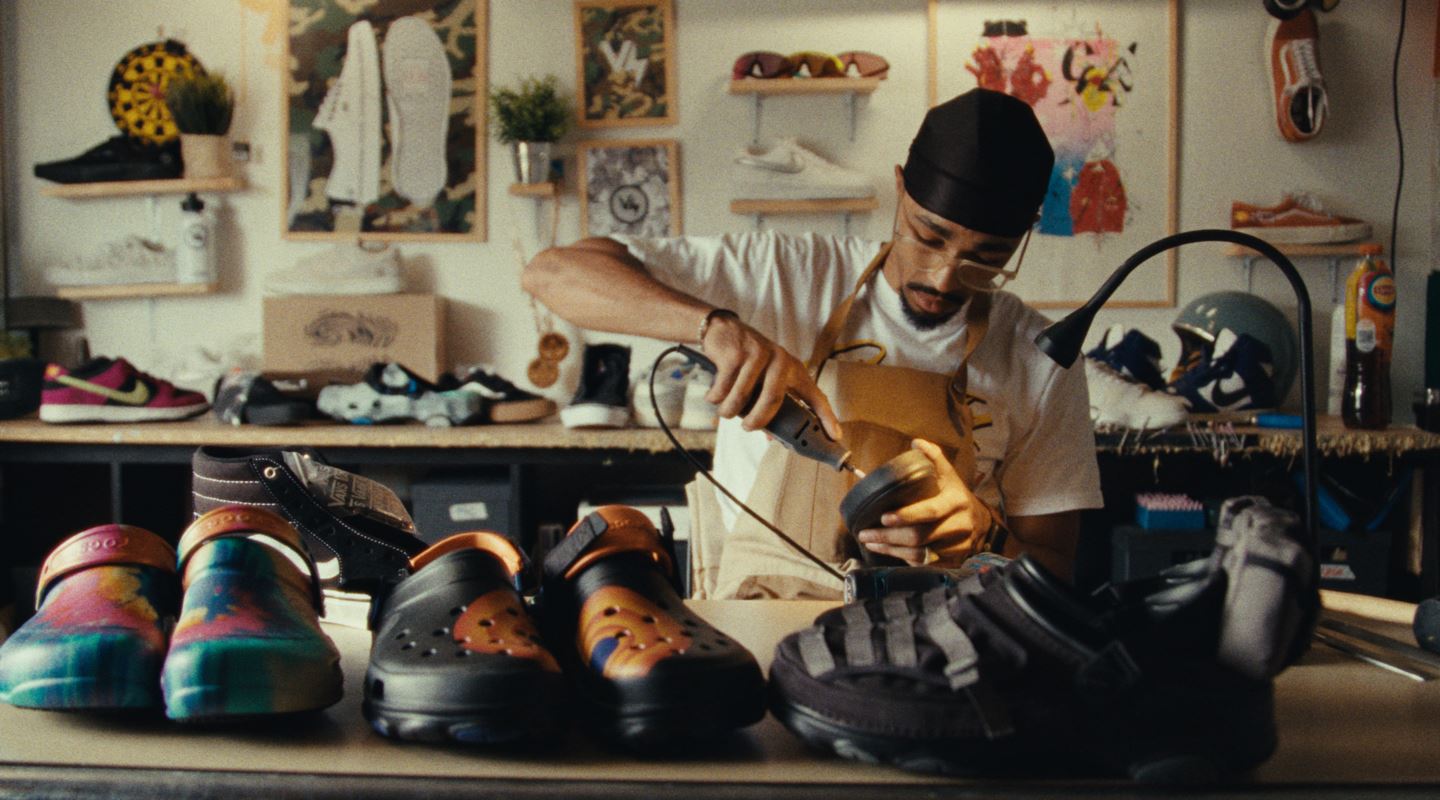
[893,165,905,196]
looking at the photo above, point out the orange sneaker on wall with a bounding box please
[1231,193,1370,244]
[1267,8,1328,142]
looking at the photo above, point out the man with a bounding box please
[524,88,1102,599]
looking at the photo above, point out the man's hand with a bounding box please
[700,312,841,439]
[855,439,995,566]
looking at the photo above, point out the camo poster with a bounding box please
[934,1,1175,308]
[574,0,676,128]
[285,0,485,241]
[578,139,681,237]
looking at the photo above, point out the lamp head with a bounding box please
[1034,302,1102,369]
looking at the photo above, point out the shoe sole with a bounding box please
[560,403,630,429]
[0,675,161,711]
[39,403,209,423]
[770,682,1276,784]
[164,664,344,722]
[1233,223,1369,244]
[363,697,565,745]
[488,397,557,424]
[579,685,766,750]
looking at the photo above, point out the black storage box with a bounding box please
[410,469,517,546]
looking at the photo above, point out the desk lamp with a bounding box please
[1034,229,1319,553]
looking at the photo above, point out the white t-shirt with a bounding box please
[613,230,1103,531]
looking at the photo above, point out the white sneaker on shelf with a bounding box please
[732,138,874,201]
[632,356,690,428]
[48,236,175,286]
[679,367,718,430]
[1085,358,1189,431]
[264,243,402,295]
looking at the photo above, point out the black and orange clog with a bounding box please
[364,532,566,745]
[540,505,765,751]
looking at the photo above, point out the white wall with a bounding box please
[2,0,1435,415]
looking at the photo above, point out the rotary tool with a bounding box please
[676,345,861,477]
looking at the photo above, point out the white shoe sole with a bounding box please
[1233,222,1369,244]
[383,16,451,206]
[561,403,630,429]
[39,402,209,423]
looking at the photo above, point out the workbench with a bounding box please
[2,599,1439,798]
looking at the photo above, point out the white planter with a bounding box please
[512,141,552,184]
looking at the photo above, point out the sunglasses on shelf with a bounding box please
[787,51,845,78]
[837,50,889,79]
[731,51,795,80]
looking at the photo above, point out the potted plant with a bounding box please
[489,74,571,184]
[164,71,235,180]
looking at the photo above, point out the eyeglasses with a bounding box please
[889,229,1031,293]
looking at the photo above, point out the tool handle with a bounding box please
[675,344,851,471]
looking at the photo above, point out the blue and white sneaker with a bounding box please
[1168,329,1279,413]
[1086,324,1168,390]
[317,362,482,427]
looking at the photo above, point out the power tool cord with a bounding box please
[649,346,844,583]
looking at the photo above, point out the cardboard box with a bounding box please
[263,293,446,382]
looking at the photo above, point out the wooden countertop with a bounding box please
[0,417,716,454]
[3,599,1440,792]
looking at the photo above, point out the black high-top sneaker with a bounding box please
[559,344,631,429]
[190,447,424,600]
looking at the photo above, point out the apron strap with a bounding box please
[807,241,991,442]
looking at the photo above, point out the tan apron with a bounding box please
[692,243,992,600]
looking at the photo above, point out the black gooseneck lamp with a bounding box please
[1034,229,1319,553]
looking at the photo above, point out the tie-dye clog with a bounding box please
[0,524,178,710]
[161,506,342,721]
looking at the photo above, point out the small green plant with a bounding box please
[165,71,234,135]
[489,75,571,144]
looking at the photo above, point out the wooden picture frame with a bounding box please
[578,138,681,237]
[573,0,677,129]
[283,0,486,242]
[928,0,1178,308]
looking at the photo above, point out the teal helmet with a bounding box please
[1171,291,1298,400]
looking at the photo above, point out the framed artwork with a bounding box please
[573,0,677,128]
[929,0,1178,308]
[578,139,681,237]
[284,0,486,241]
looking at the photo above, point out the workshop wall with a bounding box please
[1,1,1434,414]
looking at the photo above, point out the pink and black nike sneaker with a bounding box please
[39,358,209,423]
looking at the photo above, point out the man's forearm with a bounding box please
[522,237,712,342]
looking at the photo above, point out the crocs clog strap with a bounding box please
[35,524,176,608]
[178,505,323,611]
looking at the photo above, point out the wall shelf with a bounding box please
[507,181,561,198]
[39,176,247,199]
[728,78,882,143]
[727,78,882,96]
[1226,240,1383,299]
[55,282,216,301]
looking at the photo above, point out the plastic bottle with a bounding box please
[175,194,215,284]
[1341,244,1395,429]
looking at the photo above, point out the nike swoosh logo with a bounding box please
[55,374,152,405]
[1206,378,1251,410]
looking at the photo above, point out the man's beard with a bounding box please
[900,284,966,331]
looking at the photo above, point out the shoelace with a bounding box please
[1285,40,1328,126]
